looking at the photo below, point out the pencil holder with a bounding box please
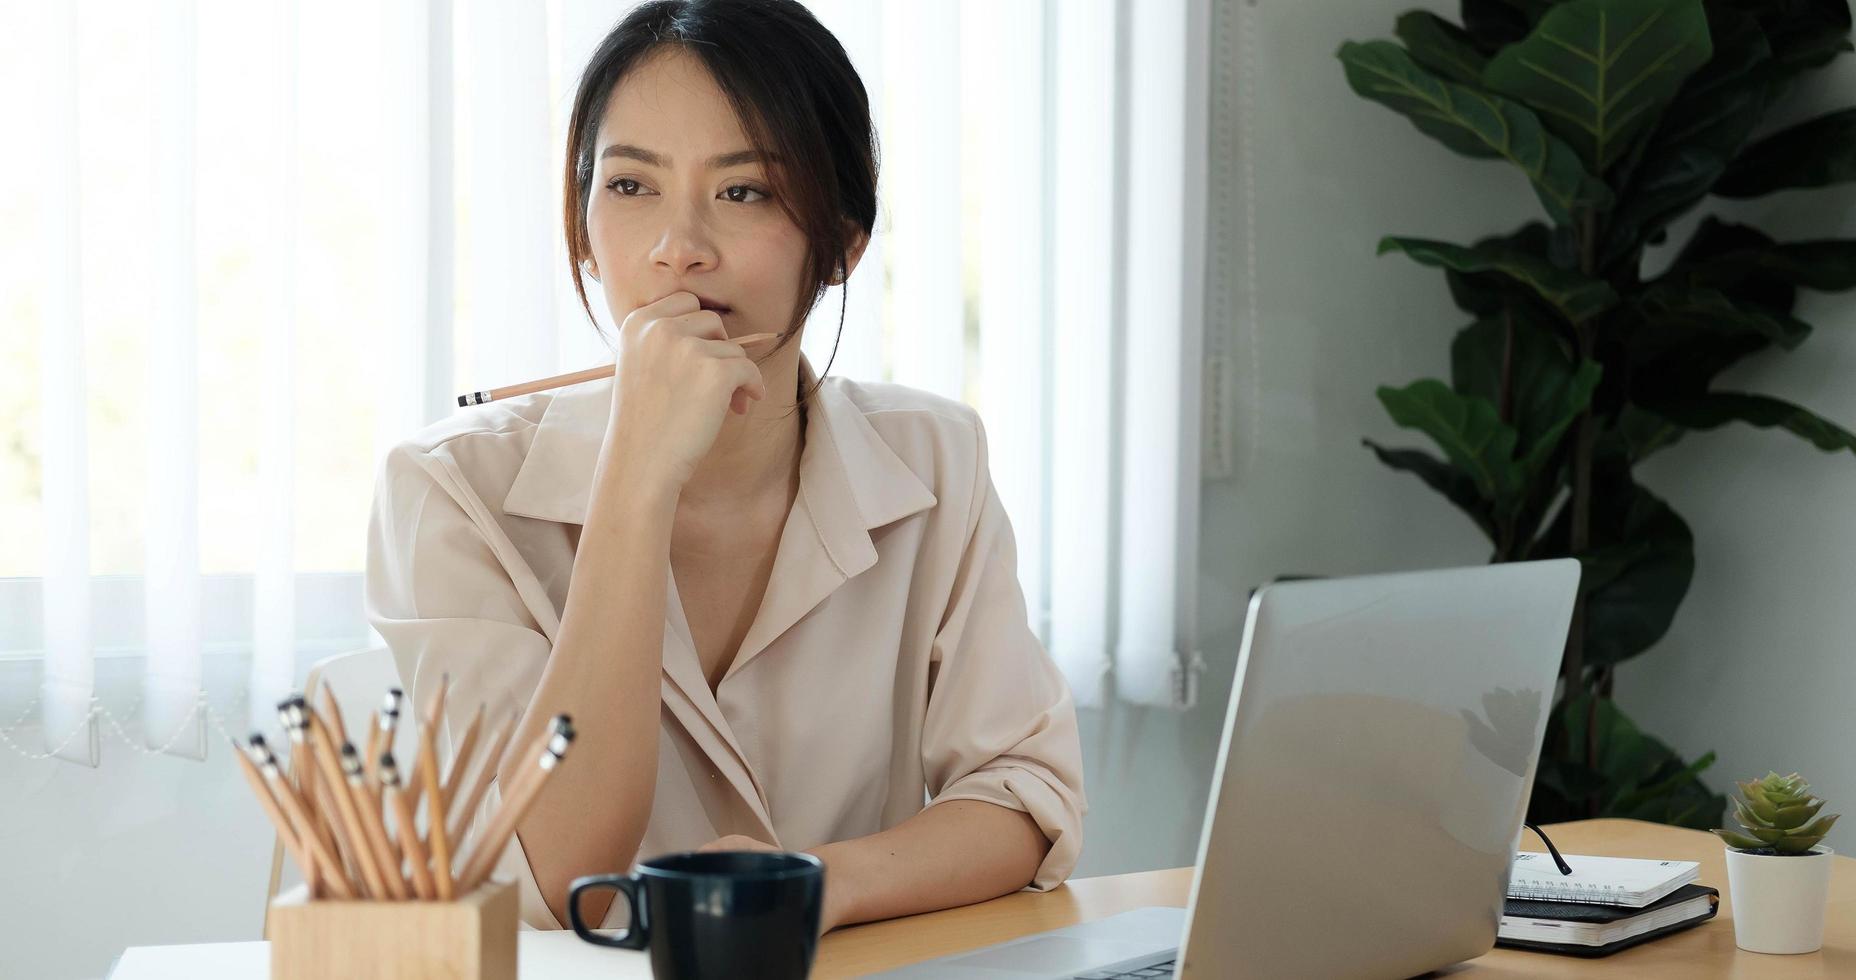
[268,879,517,980]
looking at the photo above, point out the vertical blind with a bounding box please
[4,0,1208,767]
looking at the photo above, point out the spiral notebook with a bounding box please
[1507,852,1699,908]
[1498,884,1720,956]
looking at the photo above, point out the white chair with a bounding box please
[260,645,409,938]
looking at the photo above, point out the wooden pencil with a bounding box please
[276,696,327,873]
[318,680,349,747]
[418,718,456,900]
[248,734,355,900]
[230,735,319,895]
[404,674,451,818]
[457,715,575,892]
[365,688,403,783]
[447,711,518,848]
[298,702,391,900]
[496,713,569,819]
[380,753,437,900]
[343,743,409,900]
[441,703,485,811]
[277,696,345,892]
[457,332,778,406]
[361,708,381,787]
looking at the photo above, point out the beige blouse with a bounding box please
[363,353,1086,929]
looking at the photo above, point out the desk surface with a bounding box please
[113,819,1854,979]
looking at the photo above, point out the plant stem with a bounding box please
[1571,206,1600,817]
[1499,308,1516,425]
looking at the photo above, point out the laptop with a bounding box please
[870,559,1581,979]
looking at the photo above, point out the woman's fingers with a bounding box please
[660,308,730,342]
[716,355,768,404]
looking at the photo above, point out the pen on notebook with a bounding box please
[456,332,779,406]
[458,715,575,892]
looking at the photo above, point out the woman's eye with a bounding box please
[603,179,765,203]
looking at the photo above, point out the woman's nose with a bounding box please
[649,204,719,275]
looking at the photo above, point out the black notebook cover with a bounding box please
[1496,884,1720,957]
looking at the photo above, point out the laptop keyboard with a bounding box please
[1075,959,1177,979]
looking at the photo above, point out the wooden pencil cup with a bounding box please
[268,879,517,980]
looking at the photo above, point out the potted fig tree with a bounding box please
[1714,772,1841,954]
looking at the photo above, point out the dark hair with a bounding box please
[562,0,879,403]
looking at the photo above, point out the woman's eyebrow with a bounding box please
[599,144,767,168]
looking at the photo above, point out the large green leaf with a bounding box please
[1379,236,1619,321]
[1519,361,1602,480]
[1736,0,1855,76]
[1615,404,1685,460]
[1598,9,1775,266]
[1397,11,1490,84]
[1449,315,1600,481]
[1338,41,1613,222]
[1442,223,1581,327]
[1676,238,1856,295]
[1633,282,1813,350]
[1716,107,1856,196]
[1376,380,1523,501]
[1755,241,1856,290]
[1462,0,1554,54]
[1629,223,1806,397]
[1529,694,1724,828]
[1363,440,1500,541]
[1535,463,1695,667]
[1646,392,1856,454]
[1662,218,1798,312]
[1483,0,1714,172]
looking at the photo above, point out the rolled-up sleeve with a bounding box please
[920,412,1087,891]
[364,441,561,928]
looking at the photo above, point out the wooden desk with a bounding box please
[814,819,1856,978]
[109,819,1856,978]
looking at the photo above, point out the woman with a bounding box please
[364,0,1085,933]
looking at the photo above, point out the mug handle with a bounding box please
[569,873,648,949]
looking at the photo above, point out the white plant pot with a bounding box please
[1724,844,1835,954]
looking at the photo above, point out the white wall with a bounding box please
[1618,68,1856,853]
[1071,0,1856,885]
[0,655,275,980]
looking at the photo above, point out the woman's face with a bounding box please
[585,47,812,342]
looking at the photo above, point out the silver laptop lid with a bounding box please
[1178,559,1580,980]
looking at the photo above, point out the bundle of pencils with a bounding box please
[231,674,575,901]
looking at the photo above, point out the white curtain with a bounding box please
[5,0,1208,767]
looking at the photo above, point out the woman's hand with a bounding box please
[602,290,768,490]
[694,834,782,854]
[694,835,848,936]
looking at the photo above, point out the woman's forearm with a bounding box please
[503,464,678,928]
[806,799,1052,931]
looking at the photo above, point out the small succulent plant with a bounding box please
[1714,772,1841,855]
